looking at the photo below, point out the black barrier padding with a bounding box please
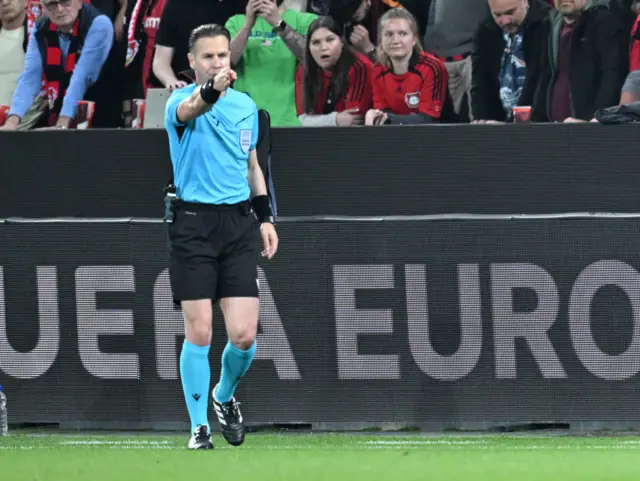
[2,219,640,429]
[3,125,640,219]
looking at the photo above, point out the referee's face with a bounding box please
[188,35,232,84]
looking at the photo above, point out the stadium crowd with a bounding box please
[0,0,639,130]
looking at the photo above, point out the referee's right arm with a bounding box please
[175,86,214,124]
[169,68,236,124]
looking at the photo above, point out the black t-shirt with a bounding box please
[155,0,246,78]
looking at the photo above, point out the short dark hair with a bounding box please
[188,24,231,53]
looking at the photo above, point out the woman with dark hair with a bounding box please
[366,8,449,125]
[295,16,373,126]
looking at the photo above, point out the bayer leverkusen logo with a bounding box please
[46,85,58,110]
[405,92,420,109]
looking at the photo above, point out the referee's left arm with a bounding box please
[246,106,278,257]
[246,103,268,197]
[248,145,278,258]
[247,148,268,197]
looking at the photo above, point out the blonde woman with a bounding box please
[366,8,449,125]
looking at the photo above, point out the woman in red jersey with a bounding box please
[366,8,449,125]
[295,15,374,126]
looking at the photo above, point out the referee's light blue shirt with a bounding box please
[165,85,259,205]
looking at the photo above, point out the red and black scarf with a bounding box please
[43,16,81,125]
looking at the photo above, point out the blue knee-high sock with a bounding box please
[215,340,257,403]
[180,340,211,432]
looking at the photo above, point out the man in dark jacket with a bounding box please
[531,0,628,122]
[472,0,551,122]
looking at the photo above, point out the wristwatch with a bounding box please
[274,20,287,32]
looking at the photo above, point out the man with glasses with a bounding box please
[0,0,113,130]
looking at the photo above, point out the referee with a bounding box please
[164,23,278,451]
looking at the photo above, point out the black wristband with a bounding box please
[200,79,221,104]
[251,195,274,223]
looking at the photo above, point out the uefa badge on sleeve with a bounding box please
[240,129,252,154]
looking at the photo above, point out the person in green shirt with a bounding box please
[226,0,317,127]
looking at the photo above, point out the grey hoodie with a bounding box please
[423,0,490,58]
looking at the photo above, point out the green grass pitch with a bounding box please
[2,432,640,480]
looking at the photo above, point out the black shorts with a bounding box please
[168,200,260,305]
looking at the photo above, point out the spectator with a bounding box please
[591,69,640,122]
[365,8,448,125]
[0,0,42,129]
[84,0,128,128]
[630,1,640,71]
[420,0,490,122]
[1,0,114,131]
[323,0,395,62]
[226,0,317,127]
[123,0,168,126]
[609,0,637,34]
[307,0,330,14]
[471,0,551,123]
[531,0,628,123]
[153,0,246,91]
[620,68,640,102]
[295,15,373,126]
[92,0,126,42]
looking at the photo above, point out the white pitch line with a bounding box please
[3,439,640,451]
[60,440,171,446]
[362,440,489,445]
